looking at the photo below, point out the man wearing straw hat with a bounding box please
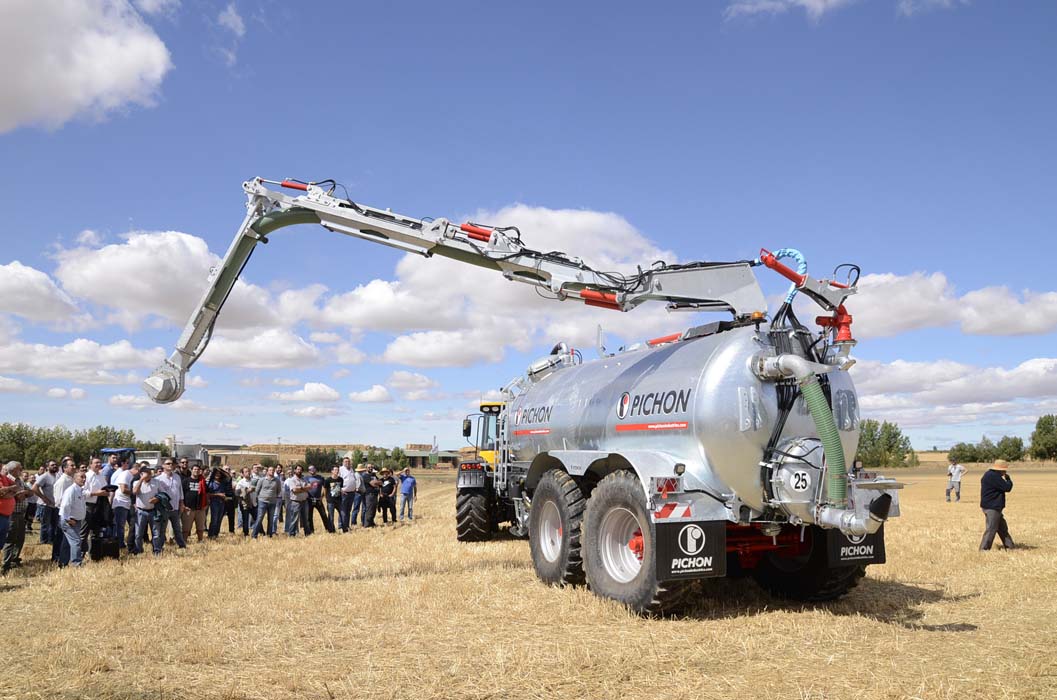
[979,459,1015,551]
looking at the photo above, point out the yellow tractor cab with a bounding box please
[462,401,503,469]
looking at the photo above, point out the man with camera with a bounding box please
[979,458,1015,551]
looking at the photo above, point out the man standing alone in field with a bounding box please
[946,456,967,502]
[398,467,416,521]
[980,459,1015,551]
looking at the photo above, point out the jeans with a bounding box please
[164,510,187,548]
[207,498,226,538]
[239,504,256,535]
[285,500,303,536]
[0,513,9,552]
[135,510,164,554]
[980,508,1014,550]
[39,505,56,545]
[327,498,339,531]
[352,492,366,526]
[59,518,83,566]
[338,492,355,532]
[400,493,414,520]
[2,512,26,569]
[252,501,276,538]
[112,506,132,548]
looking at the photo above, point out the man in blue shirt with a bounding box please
[398,468,417,521]
[979,459,1015,551]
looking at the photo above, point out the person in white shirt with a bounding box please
[110,462,136,549]
[132,468,164,555]
[58,470,87,567]
[51,460,76,565]
[339,457,352,479]
[338,466,362,532]
[32,461,58,547]
[946,457,968,503]
[154,459,186,549]
[283,466,311,537]
[80,458,110,554]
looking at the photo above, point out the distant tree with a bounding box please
[932,445,938,452]
[304,447,338,470]
[947,442,978,464]
[1030,415,1057,460]
[975,436,997,463]
[856,419,913,468]
[260,456,279,469]
[995,436,1025,462]
[351,448,365,466]
[907,449,920,467]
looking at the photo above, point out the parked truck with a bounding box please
[145,177,902,612]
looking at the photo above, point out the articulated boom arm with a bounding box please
[144,177,853,404]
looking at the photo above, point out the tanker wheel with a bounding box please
[455,490,491,542]
[751,525,866,602]
[581,470,693,615]
[528,469,586,586]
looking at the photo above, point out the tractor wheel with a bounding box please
[455,490,491,542]
[581,470,692,614]
[528,469,586,586]
[752,525,865,602]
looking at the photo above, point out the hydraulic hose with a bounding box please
[767,355,847,504]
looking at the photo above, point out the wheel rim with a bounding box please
[538,500,563,563]
[599,506,644,583]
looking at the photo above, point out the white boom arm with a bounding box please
[144,177,852,403]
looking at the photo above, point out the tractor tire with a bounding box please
[528,469,586,586]
[455,490,491,542]
[581,470,693,615]
[752,525,865,602]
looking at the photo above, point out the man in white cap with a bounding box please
[979,459,1015,550]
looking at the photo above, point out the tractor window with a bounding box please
[480,415,497,452]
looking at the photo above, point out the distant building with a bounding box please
[405,449,460,469]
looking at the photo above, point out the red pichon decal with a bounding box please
[615,421,689,432]
[513,428,551,436]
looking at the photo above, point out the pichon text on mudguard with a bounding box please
[655,521,727,580]
[826,526,887,566]
[616,388,692,420]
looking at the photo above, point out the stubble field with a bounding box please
[2,466,1055,700]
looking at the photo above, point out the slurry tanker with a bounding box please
[146,177,902,612]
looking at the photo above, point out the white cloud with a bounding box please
[850,272,1057,338]
[851,356,1057,430]
[237,377,260,387]
[218,3,245,37]
[54,231,280,332]
[309,331,342,344]
[0,338,162,383]
[134,0,181,17]
[897,0,969,17]
[70,387,87,400]
[387,371,439,391]
[348,385,392,403]
[0,261,84,325]
[46,388,67,398]
[75,230,103,247]
[188,375,208,388]
[288,406,342,419]
[109,393,216,412]
[272,377,301,386]
[382,329,510,367]
[270,382,340,402]
[724,0,856,21]
[0,376,38,394]
[45,386,88,400]
[203,329,320,370]
[332,368,351,379]
[0,0,172,133]
[335,343,367,365]
[216,421,239,430]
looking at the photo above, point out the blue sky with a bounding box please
[1,0,1055,451]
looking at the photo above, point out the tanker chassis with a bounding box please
[144,177,903,613]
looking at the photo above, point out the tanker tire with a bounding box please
[582,470,692,615]
[528,469,586,586]
[455,491,491,542]
[751,526,866,602]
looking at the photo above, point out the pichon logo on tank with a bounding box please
[615,388,691,432]
[513,404,553,437]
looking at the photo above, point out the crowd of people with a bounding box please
[0,454,418,571]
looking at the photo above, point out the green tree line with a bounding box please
[0,422,169,468]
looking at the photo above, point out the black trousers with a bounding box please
[363,492,378,527]
[379,495,396,523]
[304,499,334,534]
[225,498,236,533]
[980,508,1014,550]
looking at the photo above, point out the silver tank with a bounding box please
[507,327,860,511]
